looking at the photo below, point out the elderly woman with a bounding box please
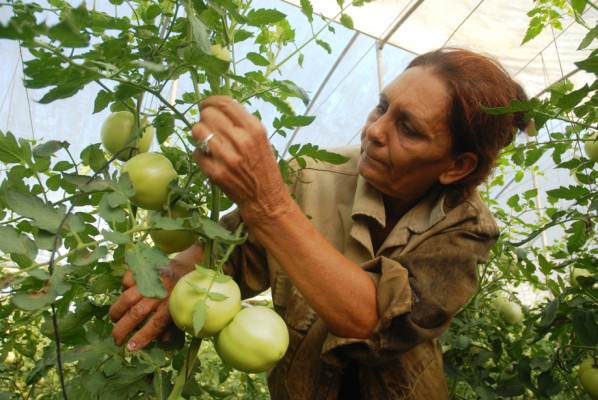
[110,48,528,399]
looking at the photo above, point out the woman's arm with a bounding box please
[192,96,379,339]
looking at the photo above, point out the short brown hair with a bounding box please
[407,48,528,196]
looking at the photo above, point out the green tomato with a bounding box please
[498,301,523,325]
[3,351,16,364]
[121,152,178,210]
[570,267,593,287]
[579,359,598,399]
[585,134,598,161]
[215,306,289,373]
[149,202,199,254]
[101,111,154,161]
[169,268,241,338]
[211,44,230,62]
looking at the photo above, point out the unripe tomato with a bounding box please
[585,134,598,161]
[101,111,154,161]
[169,268,241,338]
[215,306,289,373]
[570,267,593,287]
[149,202,199,254]
[579,358,598,399]
[3,351,16,364]
[121,152,178,210]
[211,44,231,62]
[498,301,523,325]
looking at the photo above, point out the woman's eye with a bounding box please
[376,104,387,115]
[402,122,419,137]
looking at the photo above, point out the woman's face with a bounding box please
[358,66,459,205]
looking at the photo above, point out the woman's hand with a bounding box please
[109,245,204,351]
[192,96,293,223]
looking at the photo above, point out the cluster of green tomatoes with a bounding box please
[100,111,289,373]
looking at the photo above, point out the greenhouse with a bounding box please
[1,0,597,399]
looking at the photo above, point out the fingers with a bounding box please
[200,96,261,129]
[124,300,174,351]
[110,295,163,347]
[121,269,135,289]
[109,285,143,322]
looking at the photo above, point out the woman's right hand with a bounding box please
[109,244,204,351]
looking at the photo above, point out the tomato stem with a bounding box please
[167,337,202,400]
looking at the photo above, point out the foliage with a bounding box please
[442,0,598,399]
[0,0,361,398]
[1,0,597,399]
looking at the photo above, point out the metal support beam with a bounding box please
[282,31,360,158]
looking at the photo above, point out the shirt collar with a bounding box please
[351,176,447,233]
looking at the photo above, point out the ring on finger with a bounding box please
[197,132,215,155]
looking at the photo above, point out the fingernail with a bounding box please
[126,341,137,351]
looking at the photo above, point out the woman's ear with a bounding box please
[439,152,479,185]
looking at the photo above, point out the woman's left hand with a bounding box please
[192,96,291,221]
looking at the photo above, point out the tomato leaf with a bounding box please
[192,302,208,337]
[11,267,71,311]
[125,242,170,299]
[207,292,229,302]
[246,9,286,26]
[6,188,67,232]
[572,310,598,346]
[0,226,38,260]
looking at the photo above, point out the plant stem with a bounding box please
[167,338,202,400]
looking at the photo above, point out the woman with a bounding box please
[110,48,528,399]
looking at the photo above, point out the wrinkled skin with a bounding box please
[109,246,203,351]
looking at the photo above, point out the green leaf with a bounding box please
[154,112,175,144]
[33,140,67,158]
[0,130,28,164]
[575,55,598,74]
[546,185,588,200]
[555,84,590,111]
[572,310,598,346]
[71,246,109,267]
[300,0,314,22]
[11,267,71,311]
[125,242,170,299]
[247,52,270,66]
[101,230,131,245]
[339,13,354,29]
[192,301,208,337]
[538,298,559,327]
[316,39,332,54]
[246,9,286,26]
[47,6,90,48]
[6,188,67,232]
[566,220,589,253]
[571,0,587,14]
[0,226,37,259]
[93,90,113,114]
[207,292,228,301]
[187,15,211,54]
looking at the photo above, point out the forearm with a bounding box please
[241,198,379,339]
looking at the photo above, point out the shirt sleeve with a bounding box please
[219,209,271,300]
[322,227,494,367]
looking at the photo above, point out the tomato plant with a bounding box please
[101,111,154,161]
[121,152,178,210]
[215,306,289,373]
[169,267,242,338]
[579,359,598,399]
[149,201,200,254]
[585,134,598,161]
[497,301,523,325]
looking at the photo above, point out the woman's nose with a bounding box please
[365,117,386,145]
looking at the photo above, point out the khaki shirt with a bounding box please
[221,145,499,399]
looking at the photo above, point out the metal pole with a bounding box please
[281,31,360,158]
